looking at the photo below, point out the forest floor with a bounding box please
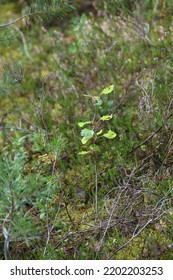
[0,0,173,260]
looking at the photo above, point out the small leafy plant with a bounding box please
[78,85,117,215]
[78,85,117,155]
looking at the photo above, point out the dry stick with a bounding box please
[2,213,11,260]
[94,158,99,218]
[130,112,173,155]
[108,219,152,259]
[43,191,52,256]
[0,12,41,28]
[54,220,121,250]
[109,209,166,260]
[101,166,138,248]
[64,201,76,229]
[43,156,57,256]
[99,201,118,250]
[3,172,16,260]
[154,132,173,179]
[162,133,173,163]
[14,26,33,62]
[0,15,29,28]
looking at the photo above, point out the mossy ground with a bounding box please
[0,0,173,260]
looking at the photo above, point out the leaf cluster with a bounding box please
[78,85,117,154]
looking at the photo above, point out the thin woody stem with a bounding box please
[0,14,35,28]
[130,112,173,154]
[94,157,99,218]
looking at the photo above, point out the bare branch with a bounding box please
[0,14,34,28]
[130,112,173,154]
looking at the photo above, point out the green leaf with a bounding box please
[101,84,114,95]
[81,128,94,144]
[96,129,103,135]
[78,151,90,155]
[100,114,113,121]
[81,128,94,138]
[81,138,88,145]
[78,121,91,128]
[103,130,117,139]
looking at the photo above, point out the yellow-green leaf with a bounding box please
[96,129,103,135]
[81,138,89,144]
[100,114,113,121]
[103,130,117,139]
[101,84,114,95]
[78,121,91,128]
[78,151,90,155]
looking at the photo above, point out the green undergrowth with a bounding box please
[0,0,173,259]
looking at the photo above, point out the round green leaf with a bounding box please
[81,128,94,144]
[103,130,117,139]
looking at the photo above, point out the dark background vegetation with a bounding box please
[0,0,173,259]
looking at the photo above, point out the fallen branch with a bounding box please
[109,209,166,259]
[130,112,173,154]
